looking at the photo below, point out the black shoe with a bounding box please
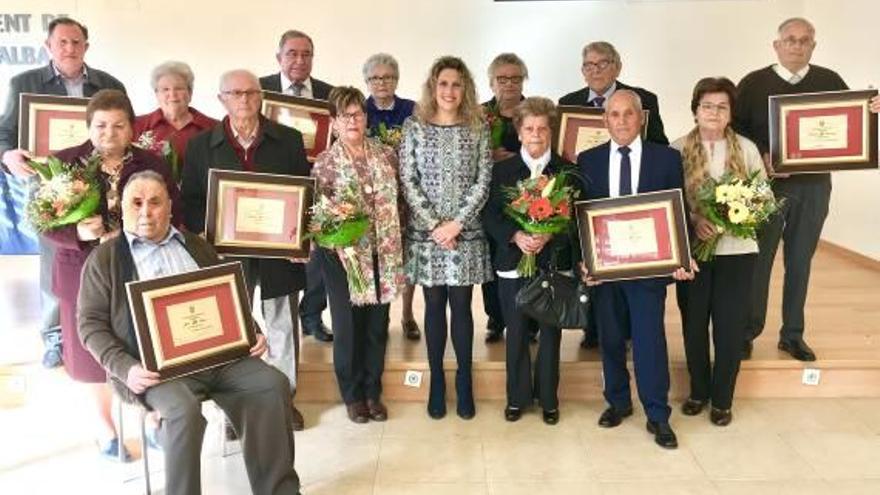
[710,407,732,426]
[543,409,560,425]
[778,339,816,361]
[646,421,678,449]
[304,323,334,342]
[428,403,447,420]
[402,319,421,341]
[681,398,707,416]
[580,335,599,349]
[428,378,446,419]
[41,347,62,369]
[346,402,370,424]
[504,405,522,422]
[598,406,633,428]
[742,340,753,360]
[485,328,504,343]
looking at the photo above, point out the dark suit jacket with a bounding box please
[482,152,580,272]
[181,116,310,297]
[78,231,232,402]
[558,81,669,145]
[258,73,333,100]
[577,140,684,285]
[0,64,126,164]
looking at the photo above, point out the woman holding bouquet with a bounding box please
[362,53,421,341]
[482,97,577,425]
[43,89,181,458]
[312,86,406,424]
[400,56,493,420]
[671,77,766,426]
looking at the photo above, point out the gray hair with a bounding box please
[218,69,260,92]
[608,89,643,113]
[362,53,400,82]
[123,170,167,196]
[487,52,529,82]
[777,17,815,37]
[581,41,622,68]
[150,61,195,92]
[513,97,556,131]
[277,29,314,54]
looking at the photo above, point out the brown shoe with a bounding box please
[346,401,369,424]
[290,403,305,431]
[366,399,388,422]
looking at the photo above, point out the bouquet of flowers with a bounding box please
[26,155,101,232]
[135,131,180,182]
[306,184,371,294]
[504,172,579,277]
[692,170,782,261]
[484,103,506,149]
[374,122,404,149]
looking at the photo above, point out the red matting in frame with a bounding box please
[33,108,87,157]
[261,91,332,162]
[149,282,242,362]
[591,206,673,267]
[560,115,608,163]
[220,185,302,244]
[784,106,863,159]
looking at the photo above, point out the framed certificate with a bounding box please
[769,89,878,174]
[18,93,90,159]
[205,169,314,258]
[126,262,256,381]
[575,189,691,282]
[555,105,650,163]
[261,91,332,162]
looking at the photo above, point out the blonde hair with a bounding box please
[415,56,483,130]
[681,126,748,208]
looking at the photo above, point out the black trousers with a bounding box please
[679,254,755,410]
[299,254,329,331]
[497,277,562,410]
[423,285,475,407]
[320,249,389,405]
[747,178,830,343]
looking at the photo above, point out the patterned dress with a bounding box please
[399,117,493,287]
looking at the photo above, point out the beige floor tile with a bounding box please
[300,481,374,495]
[713,480,834,495]
[687,432,819,481]
[489,480,601,495]
[295,435,380,485]
[375,437,485,483]
[483,431,591,482]
[782,431,880,480]
[824,480,880,495]
[753,399,873,434]
[599,479,719,495]
[380,401,485,439]
[584,433,706,481]
[373,482,488,495]
[839,398,880,434]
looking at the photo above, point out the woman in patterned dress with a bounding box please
[312,87,406,424]
[399,56,493,419]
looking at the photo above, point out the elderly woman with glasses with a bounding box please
[362,53,421,342]
[133,61,217,182]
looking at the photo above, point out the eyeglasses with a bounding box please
[337,111,365,122]
[582,60,614,72]
[368,75,397,84]
[780,36,814,48]
[698,102,731,113]
[494,75,524,85]
[221,89,261,99]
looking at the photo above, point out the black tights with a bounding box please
[423,285,475,415]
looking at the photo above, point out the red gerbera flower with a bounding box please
[556,201,570,218]
[528,197,553,221]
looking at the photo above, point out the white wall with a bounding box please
[4,0,877,257]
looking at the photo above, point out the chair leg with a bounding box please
[139,408,152,495]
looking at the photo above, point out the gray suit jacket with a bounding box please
[258,73,333,100]
[0,64,126,165]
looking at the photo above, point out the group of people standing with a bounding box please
[2,14,879,495]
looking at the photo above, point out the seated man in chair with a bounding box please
[78,170,301,495]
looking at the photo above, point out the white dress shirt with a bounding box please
[280,72,314,99]
[608,136,643,197]
[773,64,810,84]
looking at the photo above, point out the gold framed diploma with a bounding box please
[261,91,332,162]
[769,89,878,174]
[18,93,90,159]
[575,189,691,282]
[555,105,650,163]
[126,262,256,381]
[205,169,315,258]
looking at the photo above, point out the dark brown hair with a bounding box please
[690,77,737,116]
[86,89,135,126]
[48,17,89,40]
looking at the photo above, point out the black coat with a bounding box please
[181,117,311,298]
[558,80,669,145]
[482,152,581,273]
[258,73,333,100]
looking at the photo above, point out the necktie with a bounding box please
[290,82,304,97]
[590,96,605,108]
[618,146,632,196]
[788,74,802,85]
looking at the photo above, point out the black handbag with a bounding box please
[515,269,591,329]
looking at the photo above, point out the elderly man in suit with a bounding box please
[259,29,334,343]
[0,16,125,369]
[182,69,310,430]
[78,170,301,495]
[578,90,694,449]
